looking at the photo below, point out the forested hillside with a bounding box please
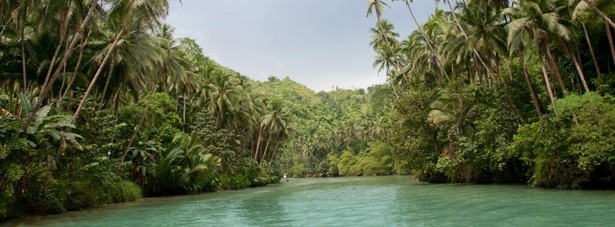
[256,77,395,177]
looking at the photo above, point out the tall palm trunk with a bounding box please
[542,41,566,93]
[571,52,590,93]
[19,2,28,93]
[41,1,71,95]
[111,89,121,112]
[606,20,615,66]
[520,54,543,117]
[533,31,558,112]
[182,96,187,130]
[582,23,602,77]
[539,57,558,114]
[57,30,91,109]
[254,125,263,163]
[261,135,273,164]
[557,37,590,93]
[73,27,125,120]
[100,62,116,109]
[25,1,98,128]
[505,59,513,81]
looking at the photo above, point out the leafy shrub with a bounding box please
[108,180,142,202]
[327,141,394,176]
[65,178,141,210]
[510,93,615,188]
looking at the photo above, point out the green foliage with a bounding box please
[327,141,394,177]
[0,0,296,221]
[26,106,82,149]
[391,83,443,178]
[119,93,182,144]
[145,132,219,195]
[262,78,394,177]
[217,158,271,190]
[511,93,615,188]
[65,177,142,211]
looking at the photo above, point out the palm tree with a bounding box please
[579,22,602,77]
[555,3,591,93]
[370,20,405,92]
[505,0,575,112]
[447,4,508,85]
[207,74,244,128]
[393,0,450,83]
[572,0,615,66]
[259,102,293,164]
[443,1,493,77]
[400,10,455,87]
[367,0,408,93]
[73,0,170,120]
[571,0,615,30]
[155,24,189,94]
[507,0,573,94]
[25,0,100,127]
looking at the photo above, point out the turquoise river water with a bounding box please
[7,176,615,226]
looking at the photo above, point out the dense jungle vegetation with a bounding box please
[361,0,615,188]
[0,0,294,220]
[1,0,615,222]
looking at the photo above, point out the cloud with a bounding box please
[166,0,435,91]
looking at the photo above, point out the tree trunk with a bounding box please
[505,59,513,81]
[520,56,543,118]
[539,58,558,114]
[182,96,186,131]
[582,23,602,77]
[544,43,566,93]
[24,1,98,129]
[261,135,272,164]
[495,56,505,85]
[254,126,263,163]
[0,15,12,38]
[19,3,28,93]
[99,62,115,109]
[41,1,71,95]
[606,20,615,66]
[572,51,590,93]
[73,28,125,120]
[57,30,90,109]
[111,90,121,112]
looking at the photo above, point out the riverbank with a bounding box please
[1,174,282,224]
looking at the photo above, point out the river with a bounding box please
[8,176,615,226]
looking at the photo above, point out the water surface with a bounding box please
[9,176,615,226]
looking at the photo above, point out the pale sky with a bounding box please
[166,0,438,91]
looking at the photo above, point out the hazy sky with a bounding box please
[166,0,438,91]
